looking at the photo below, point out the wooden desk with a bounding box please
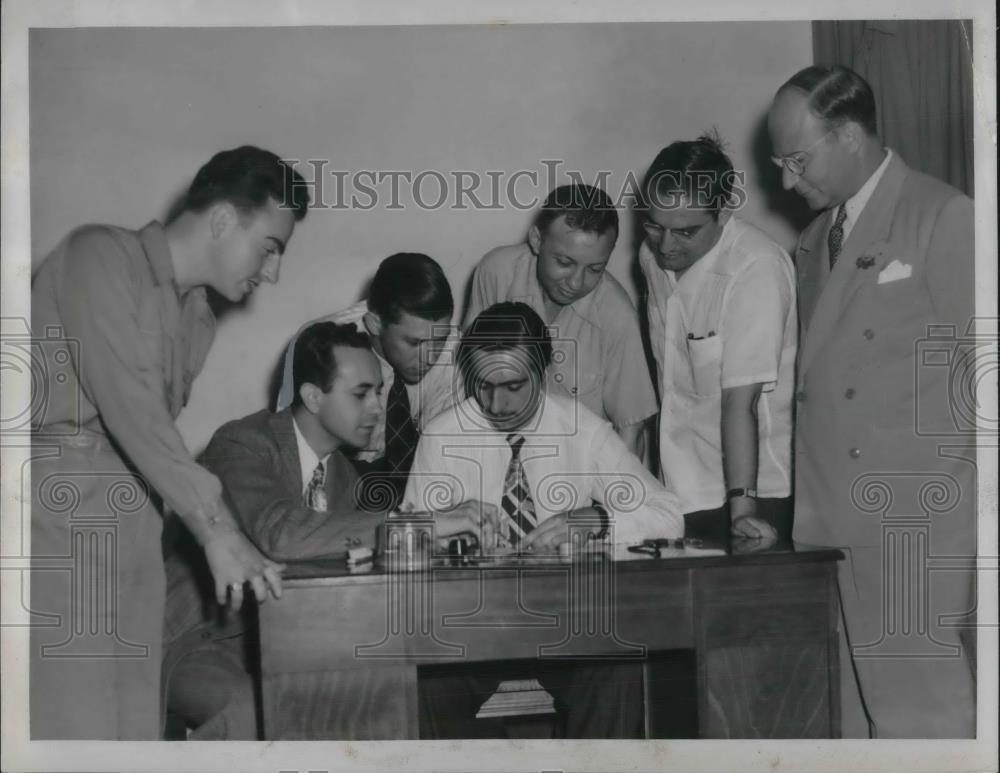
[259,542,844,739]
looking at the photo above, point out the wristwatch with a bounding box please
[726,487,758,499]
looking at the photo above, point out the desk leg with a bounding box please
[262,663,418,739]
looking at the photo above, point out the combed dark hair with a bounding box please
[291,321,372,406]
[641,129,735,216]
[181,145,310,221]
[779,65,878,136]
[457,302,552,397]
[367,252,454,326]
[534,183,619,239]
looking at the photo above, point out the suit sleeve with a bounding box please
[55,227,228,538]
[202,430,382,561]
[925,194,975,331]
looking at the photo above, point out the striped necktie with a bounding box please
[501,433,538,545]
[305,460,327,511]
[827,204,847,268]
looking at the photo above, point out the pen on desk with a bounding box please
[687,331,716,340]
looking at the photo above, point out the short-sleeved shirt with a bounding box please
[639,217,797,513]
[275,301,458,463]
[403,391,683,544]
[31,221,222,519]
[464,242,657,428]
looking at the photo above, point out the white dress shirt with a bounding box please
[291,413,329,496]
[402,392,683,543]
[838,148,893,242]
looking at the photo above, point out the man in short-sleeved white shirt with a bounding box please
[639,135,797,543]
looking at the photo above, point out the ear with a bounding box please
[208,201,238,240]
[527,225,542,256]
[362,310,383,338]
[837,121,864,152]
[299,382,322,414]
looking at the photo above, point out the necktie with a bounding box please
[383,370,420,498]
[305,460,327,511]
[827,204,847,268]
[501,434,538,546]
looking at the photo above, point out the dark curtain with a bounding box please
[813,20,974,197]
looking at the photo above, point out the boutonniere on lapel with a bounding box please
[856,254,877,270]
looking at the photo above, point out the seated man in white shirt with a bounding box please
[405,302,682,738]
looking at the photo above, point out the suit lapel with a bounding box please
[798,154,907,376]
[270,409,304,499]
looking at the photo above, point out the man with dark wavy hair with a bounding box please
[405,302,681,739]
[163,321,387,739]
[30,145,309,738]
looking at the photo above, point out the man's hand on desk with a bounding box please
[517,507,606,553]
[731,514,778,541]
[428,499,502,551]
[203,529,285,611]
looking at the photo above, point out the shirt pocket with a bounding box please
[686,335,723,396]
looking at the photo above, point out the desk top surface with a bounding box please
[280,540,845,586]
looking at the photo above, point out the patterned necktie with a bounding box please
[305,460,327,511]
[827,204,848,268]
[384,369,419,493]
[501,434,538,545]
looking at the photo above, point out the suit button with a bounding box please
[845,388,855,399]
[849,447,861,459]
[863,329,875,340]
[796,390,807,402]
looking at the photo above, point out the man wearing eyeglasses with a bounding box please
[638,132,797,548]
[767,65,975,738]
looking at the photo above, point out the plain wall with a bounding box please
[29,23,812,452]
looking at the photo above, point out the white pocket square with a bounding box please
[877,259,912,284]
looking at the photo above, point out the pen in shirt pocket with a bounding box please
[687,331,716,341]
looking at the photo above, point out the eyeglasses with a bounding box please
[770,127,837,176]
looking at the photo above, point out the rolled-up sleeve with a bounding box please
[588,421,683,542]
[55,228,224,526]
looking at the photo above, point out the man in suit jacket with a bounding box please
[768,65,976,738]
[163,321,387,738]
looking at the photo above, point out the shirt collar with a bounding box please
[291,412,329,493]
[138,220,177,288]
[665,215,734,288]
[842,148,893,231]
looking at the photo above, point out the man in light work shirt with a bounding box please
[464,183,657,458]
[30,146,309,739]
[638,134,797,544]
[276,252,457,508]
